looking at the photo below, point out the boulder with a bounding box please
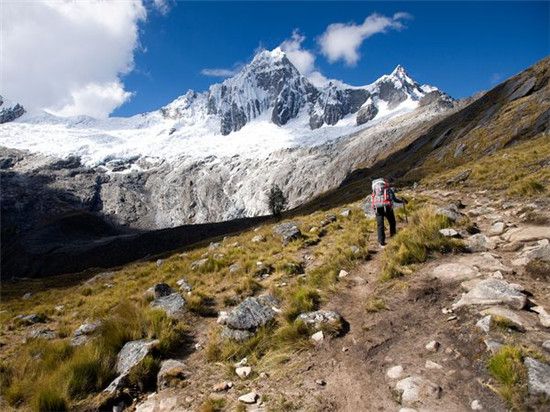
[452,279,527,310]
[446,169,471,185]
[72,321,101,346]
[27,328,57,340]
[153,283,173,298]
[218,295,279,340]
[480,306,538,331]
[457,253,512,273]
[431,263,480,282]
[512,239,550,266]
[157,359,186,389]
[489,221,506,236]
[435,204,463,222]
[17,314,45,325]
[503,226,550,243]
[394,376,441,406]
[273,222,302,244]
[150,293,186,319]
[106,339,159,393]
[297,310,344,335]
[466,234,494,252]
[235,366,252,378]
[524,357,550,397]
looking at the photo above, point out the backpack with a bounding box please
[371,178,393,209]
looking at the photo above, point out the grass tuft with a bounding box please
[487,345,527,409]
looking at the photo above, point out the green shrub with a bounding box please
[487,345,527,408]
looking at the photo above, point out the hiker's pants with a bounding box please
[375,207,396,245]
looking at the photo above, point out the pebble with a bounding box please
[315,379,326,386]
[425,341,440,352]
[425,360,443,370]
[311,331,324,343]
[235,366,252,378]
[238,391,259,404]
[386,365,404,379]
[471,399,483,410]
[213,381,233,392]
[338,269,349,278]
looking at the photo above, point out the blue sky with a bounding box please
[7,1,546,118]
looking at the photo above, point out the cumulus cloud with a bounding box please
[0,0,151,118]
[318,12,412,66]
[280,30,327,86]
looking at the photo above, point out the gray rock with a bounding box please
[0,98,25,124]
[220,327,253,342]
[27,328,57,340]
[238,391,259,404]
[457,253,511,273]
[439,228,459,238]
[273,221,302,244]
[251,234,265,243]
[340,209,351,217]
[17,314,44,325]
[480,306,538,331]
[220,295,279,331]
[157,359,186,389]
[503,226,550,243]
[176,278,192,292]
[153,283,173,298]
[532,306,550,328]
[156,259,164,267]
[320,214,337,227]
[446,169,471,185]
[524,357,550,397]
[356,101,378,125]
[476,315,492,333]
[452,279,527,310]
[471,399,483,410]
[71,321,101,345]
[543,340,550,352]
[386,365,404,379]
[22,292,32,300]
[297,310,344,334]
[191,258,209,270]
[394,376,441,406]
[228,263,241,274]
[466,234,493,252]
[150,293,186,318]
[512,239,550,266]
[435,204,463,222]
[431,262,480,282]
[489,221,506,236]
[484,339,503,354]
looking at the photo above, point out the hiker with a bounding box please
[370,178,407,246]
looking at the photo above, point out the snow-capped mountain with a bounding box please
[0,48,450,167]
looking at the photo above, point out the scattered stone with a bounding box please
[273,222,302,244]
[350,245,362,255]
[425,360,443,370]
[153,283,173,298]
[466,234,494,252]
[425,341,440,352]
[503,226,550,243]
[219,295,279,340]
[446,169,471,185]
[542,340,550,352]
[17,314,44,325]
[439,228,460,238]
[191,258,209,270]
[483,339,503,354]
[435,204,463,222]
[471,399,483,410]
[524,357,550,397]
[259,372,268,379]
[320,214,337,227]
[208,242,221,250]
[338,269,349,278]
[235,366,252,379]
[28,328,57,340]
[150,293,186,319]
[532,306,550,328]
[476,315,492,333]
[156,259,164,267]
[442,308,453,314]
[340,209,351,217]
[238,391,259,404]
[512,239,550,266]
[446,315,458,321]
[315,379,326,386]
[72,321,101,346]
[213,381,233,392]
[491,270,504,279]
[251,235,265,243]
[157,359,187,389]
[22,292,32,300]
[394,376,441,406]
[228,263,241,274]
[176,278,192,292]
[481,306,537,331]
[459,253,512,273]
[452,279,527,310]
[386,365,404,379]
[489,221,506,236]
[298,310,344,335]
[311,331,324,343]
[431,263,480,282]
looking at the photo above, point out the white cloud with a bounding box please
[318,12,412,66]
[1,0,150,118]
[201,68,239,78]
[152,0,172,15]
[280,30,328,86]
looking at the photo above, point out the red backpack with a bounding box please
[371,178,392,209]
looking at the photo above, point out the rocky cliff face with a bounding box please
[0,96,25,124]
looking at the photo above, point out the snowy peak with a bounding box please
[0,95,25,124]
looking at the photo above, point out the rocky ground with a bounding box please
[128,189,550,412]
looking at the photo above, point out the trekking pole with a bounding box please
[403,200,409,224]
